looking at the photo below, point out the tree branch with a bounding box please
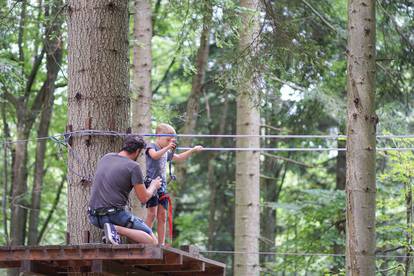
[37,175,65,244]
[24,48,45,99]
[0,82,18,107]
[262,152,313,168]
[152,56,176,95]
[377,0,414,51]
[301,0,338,33]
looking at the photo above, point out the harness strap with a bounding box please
[159,194,173,240]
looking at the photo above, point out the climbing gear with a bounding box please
[159,193,173,240]
[88,207,124,216]
[167,140,177,184]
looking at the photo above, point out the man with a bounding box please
[88,135,161,244]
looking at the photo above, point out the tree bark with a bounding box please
[1,102,10,245]
[67,0,130,244]
[333,130,346,273]
[130,0,153,220]
[346,0,377,275]
[234,0,261,275]
[28,0,64,246]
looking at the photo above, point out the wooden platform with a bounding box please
[0,244,226,275]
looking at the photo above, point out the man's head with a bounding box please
[155,123,176,148]
[121,135,146,160]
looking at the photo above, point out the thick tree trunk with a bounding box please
[130,0,153,220]
[234,0,261,275]
[67,0,130,244]
[28,0,64,245]
[345,0,377,275]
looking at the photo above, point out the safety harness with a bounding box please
[162,142,176,241]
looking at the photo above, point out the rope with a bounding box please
[200,250,413,259]
[178,147,414,152]
[2,130,414,145]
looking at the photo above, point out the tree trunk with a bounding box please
[1,102,10,245]
[28,0,64,245]
[10,125,29,246]
[174,1,212,191]
[346,0,377,275]
[130,0,153,220]
[234,0,261,275]
[333,133,346,272]
[67,0,130,244]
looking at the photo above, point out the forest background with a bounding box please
[0,0,413,275]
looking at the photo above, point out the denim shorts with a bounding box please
[88,210,152,235]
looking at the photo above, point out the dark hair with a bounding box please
[122,135,146,153]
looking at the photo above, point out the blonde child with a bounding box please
[145,123,203,245]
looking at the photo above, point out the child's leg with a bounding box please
[157,206,167,245]
[146,206,157,228]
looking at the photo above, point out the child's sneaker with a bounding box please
[103,223,120,245]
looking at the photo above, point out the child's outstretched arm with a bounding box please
[173,145,203,162]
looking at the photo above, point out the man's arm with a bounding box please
[173,145,203,162]
[134,177,162,203]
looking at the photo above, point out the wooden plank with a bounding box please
[0,245,226,276]
[20,260,64,276]
[0,245,162,262]
[149,256,205,273]
[180,245,200,258]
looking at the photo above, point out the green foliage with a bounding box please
[0,0,413,275]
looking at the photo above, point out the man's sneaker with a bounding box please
[103,223,120,245]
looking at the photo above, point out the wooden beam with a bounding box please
[20,260,64,275]
[149,257,205,273]
[0,245,226,275]
[0,245,162,262]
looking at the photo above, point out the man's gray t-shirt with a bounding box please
[145,143,173,194]
[89,153,143,209]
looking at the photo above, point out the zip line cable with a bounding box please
[199,250,413,259]
[2,130,414,151]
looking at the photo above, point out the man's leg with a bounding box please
[146,206,157,228]
[157,207,167,245]
[115,225,157,244]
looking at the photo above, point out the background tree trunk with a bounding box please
[67,0,130,244]
[346,0,377,275]
[333,126,346,273]
[234,0,261,275]
[175,1,212,190]
[28,0,64,245]
[130,0,153,221]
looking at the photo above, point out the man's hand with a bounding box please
[151,177,162,189]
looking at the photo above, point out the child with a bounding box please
[145,123,203,245]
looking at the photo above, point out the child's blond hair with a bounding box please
[156,123,176,134]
